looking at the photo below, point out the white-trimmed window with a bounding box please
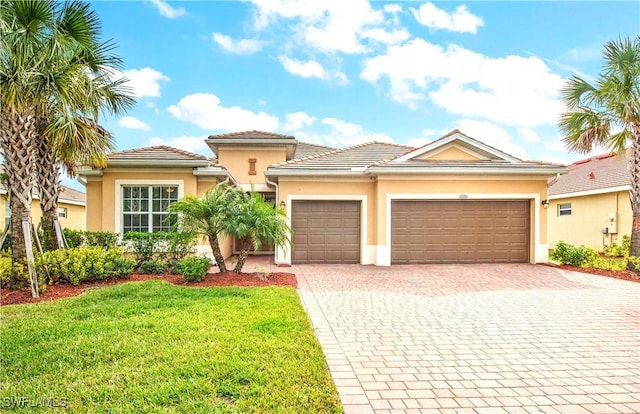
[558,203,572,216]
[58,207,68,218]
[122,185,178,233]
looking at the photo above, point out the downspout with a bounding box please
[265,175,282,265]
[548,173,561,187]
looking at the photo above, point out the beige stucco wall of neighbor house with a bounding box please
[217,148,287,185]
[549,190,632,250]
[0,196,85,232]
[277,175,550,266]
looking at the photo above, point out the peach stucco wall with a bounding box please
[277,174,550,265]
[549,190,631,250]
[217,148,287,185]
[279,178,377,245]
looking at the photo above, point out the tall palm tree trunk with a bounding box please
[36,136,64,251]
[0,108,38,294]
[629,123,640,259]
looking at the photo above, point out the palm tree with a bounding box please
[223,191,291,273]
[0,0,133,293]
[558,36,640,259]
[170,184,242,273]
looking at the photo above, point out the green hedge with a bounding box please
[39,247,135,285]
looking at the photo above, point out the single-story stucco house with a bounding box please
[77,129,565,266]
[548,150,631,250]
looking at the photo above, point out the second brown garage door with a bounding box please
[292,200,360,264]
[391,200,530,264]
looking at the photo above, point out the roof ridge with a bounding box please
[208,130,295,139]
[571,151,619,166]
[109,145,208,160]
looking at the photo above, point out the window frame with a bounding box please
[57,207,68,218]
[558,203,572,216]
[115,180,184,236]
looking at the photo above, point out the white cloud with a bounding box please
[545,140,566,152]
[283,112,317,131]
[278,56,348,84]
[518,128,540,143]
[361,39,564,127]
[319,117,394,147]
[121,67,170,98]
[454,119,528,160]
[562,44,602,62]
[360,28,410,46]
[251,0,386,54]
[148,136,209,154]
[212,33,262,54]
[412,2,483,34]
[118,116,151,131]
[148,0,186,18]
[167,93,279,132]
[383,4,403,14]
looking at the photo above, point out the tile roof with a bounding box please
[207,130,295,140]
[269,142,414,171]
[293,142,336,159]
[549,150,631,196]
[107,145,212,162]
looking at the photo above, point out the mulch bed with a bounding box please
[0,271,297,306]
[544,263,640,283]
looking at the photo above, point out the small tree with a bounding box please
[224,192,291,273]
[558,36,640,262]
[169,183,240,272]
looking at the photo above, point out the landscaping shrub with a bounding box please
[39,247,135,285]
[165,231,197,273]
[63,229,84,248]
[178,256,211,282]
[139,259,167,274]
[84,231,119,249]
[604,235,631,257]
[0,259,41,290]
[62,230,119,249]
[124,231,169,264]
[550,241,599,267]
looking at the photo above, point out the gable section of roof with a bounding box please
[394,129,522,163]
[549,150,630,196]
[293,142,336,159]
[268,142,413,172]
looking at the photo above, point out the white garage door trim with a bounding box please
[277,194,371,265]
[378,193,544,266]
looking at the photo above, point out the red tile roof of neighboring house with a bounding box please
[549,150,630,196]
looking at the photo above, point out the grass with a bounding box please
[0,281,342,413]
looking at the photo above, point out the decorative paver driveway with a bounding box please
[295,264,640,414]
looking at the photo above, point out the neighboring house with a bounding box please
[0,184,86,232]
[78,130,565,265]
[548,150,631,250]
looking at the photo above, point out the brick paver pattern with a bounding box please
[294,264,640,414]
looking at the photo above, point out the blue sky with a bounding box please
[71,0,639,188]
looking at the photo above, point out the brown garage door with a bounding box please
[391,200,529,264]
[292,200,360,264]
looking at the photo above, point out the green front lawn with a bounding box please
[1,281,341,413]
